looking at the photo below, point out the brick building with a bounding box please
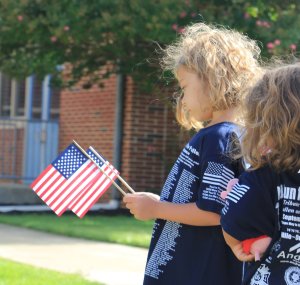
[0,72,187,208]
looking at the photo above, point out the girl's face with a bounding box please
[177,66,213,122]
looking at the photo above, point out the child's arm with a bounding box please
[221,178,272,261]
[222,230,255,262]
[123,192,220,226]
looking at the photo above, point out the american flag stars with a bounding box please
[86,149,105,168]
[53,145,87,179]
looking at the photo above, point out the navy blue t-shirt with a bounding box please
[221,165,300,285]
[143,122,243,285]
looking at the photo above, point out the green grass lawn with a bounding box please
[0,213,153,248]
[0,257,103,285]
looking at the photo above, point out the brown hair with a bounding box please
[241,63,300,172]
[161,23,261,130]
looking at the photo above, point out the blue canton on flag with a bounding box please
[53,144,88,178]
[86,149,105,168]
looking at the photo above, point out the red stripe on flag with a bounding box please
[32,167,57,194]
[40,176,65,201]
[33,160,95,216]
[76,172,117,218]
[69,164,111,210]
[51,165,99,213]
[71,166,118,218]
[68,172,104,210]
[37,172,63,197]
[45,160,94,207]
[51,163,101,215]
[30,164,53,189]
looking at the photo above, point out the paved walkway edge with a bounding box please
[0,223,148,285]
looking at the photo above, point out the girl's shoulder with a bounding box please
[189,122,240,158]
[242,165,300,184]
[239,165,300,204]
[195,121,239,139]
[241,165,276,185]
[193,122,239,146]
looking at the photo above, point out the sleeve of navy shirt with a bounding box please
[220,166,277,241]
[195,129,242,215]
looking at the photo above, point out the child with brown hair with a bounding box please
[123,23,261,285]
[221,63,300,285]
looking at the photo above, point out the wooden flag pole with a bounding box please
[72,140,126,196]
[89,146,135,194]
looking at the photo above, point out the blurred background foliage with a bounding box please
[0,0,299,89]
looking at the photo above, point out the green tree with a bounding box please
[0,0,299,88]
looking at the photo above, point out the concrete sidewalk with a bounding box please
[0,223,148,285]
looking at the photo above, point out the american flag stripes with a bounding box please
[222,182,250,215]
[226,183,249,203]
[202,162,235,189]
[69,148,119,218]
[30,143,119,217]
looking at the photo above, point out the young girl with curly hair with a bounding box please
[221,63,300,285]
[124,22,262,285]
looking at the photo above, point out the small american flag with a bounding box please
[202,162,234,189]
[69,147,119,218]
[30,143,103,216]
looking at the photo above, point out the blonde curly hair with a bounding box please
[161,23,262,130]
[241,63,300,172]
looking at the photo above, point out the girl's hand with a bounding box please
[222,230,255,262]
[123,192,160,221]
[230,242,255,262]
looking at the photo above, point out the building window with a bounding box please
[0,72,60,119]
[0,73,12,117]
